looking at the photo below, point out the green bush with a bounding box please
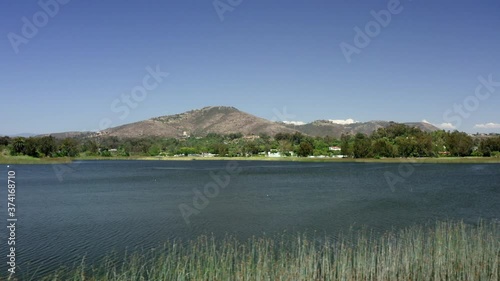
[100,149,112,157]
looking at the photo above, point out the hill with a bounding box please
[101,106,298,138]
[282,120,439,137]
[40,106,440,139]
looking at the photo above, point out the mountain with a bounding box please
[4,133,38,138]
[101,106,298,138]
[282,120,439,137]
[41,106,440,139]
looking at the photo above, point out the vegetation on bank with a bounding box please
[1,124,500,164]
[0,152,72,164]
[22,221,499,281]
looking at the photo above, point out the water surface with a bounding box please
[0,160,498,277]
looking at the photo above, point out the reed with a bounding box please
[27,221,500,281]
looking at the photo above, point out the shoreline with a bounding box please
[2,155,500,165]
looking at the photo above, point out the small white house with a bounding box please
[267,151,282,158]
[267,150,295,157]
[329,146,341,151]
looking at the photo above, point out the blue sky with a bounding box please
[1,0,499,135]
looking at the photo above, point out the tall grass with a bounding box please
[21,221,500,281]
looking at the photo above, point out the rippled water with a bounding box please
[0,160,499,277]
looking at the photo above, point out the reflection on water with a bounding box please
[0,161,498,277]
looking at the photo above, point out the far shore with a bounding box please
[1,154,500,165]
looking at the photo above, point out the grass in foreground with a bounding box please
[23,221,499,281]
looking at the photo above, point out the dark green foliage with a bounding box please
[445,131,474,157]
[38,136,56,157]
[177,147,198,156]
[4,124,498,159]
[148,144,162,156]
[372,138,394,157]
[212,143,229,156]
[82,139,99,155]
[11,137,25,155]
[340,134,352,157]
[23,137,39,157]
[297,141,314,157]
[0,136,10,146]
[227,132,243,140]
[118,146,130,157]
[478,136,500,156]
[99,149,112,157]
[353,133,371,158]
[59,138,80,157]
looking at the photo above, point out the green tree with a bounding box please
[148,144,162,156]
[259,133,271,142]
[23,138,39,157]
[292,132,305,145]
[275,132,292,141]
[0,136,10,146]
[59,138,80,157]
[11,137,26,155]
[38,136,56,157]
[100,148,112,157]
[83,139,99,155]
[415,134,433,157]
[479,136,500,157]
[340,134,352,157]
[212,143,229,156]
[445,131,473,156]
[227,132,243,140]
[395,137,417,157]
[278,140,292,155]
[177,147,198,156]
[353,133,371,158]
[372,138,394,158]
[297,141,313,157]
[117,144,130,157]
[243,142,259,156]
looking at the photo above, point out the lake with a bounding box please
[1,160,499,277]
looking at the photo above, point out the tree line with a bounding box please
[1,124,499,159]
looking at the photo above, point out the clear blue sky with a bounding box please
[1,0,499,135]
